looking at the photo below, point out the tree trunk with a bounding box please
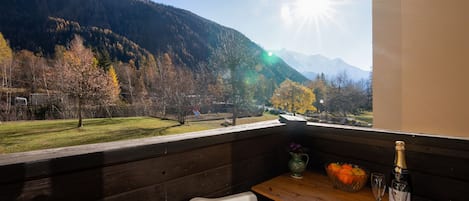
[232,103,237,126]
[162,99,166,117]
[178,113,185,125]
[77,98,83,127]
[177,100,185,125]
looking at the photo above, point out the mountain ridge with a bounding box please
[0,0,307,84]
[273,49,370,81]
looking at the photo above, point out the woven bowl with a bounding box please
[325,162,369,192]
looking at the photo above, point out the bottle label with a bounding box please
[389,187,411,201]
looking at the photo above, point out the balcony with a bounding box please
[0,116,467,201]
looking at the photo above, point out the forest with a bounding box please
[0,32,279,126]
[0,0,321,127]
[0,31,372,128]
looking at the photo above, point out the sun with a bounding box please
[295,0,333,20]
[281,0,339,25]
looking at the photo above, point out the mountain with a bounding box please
[273,49,370,81]
[0,0,307,84]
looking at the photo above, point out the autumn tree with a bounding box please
[130,55,160,115]
[170,67,195,124]
[12,50,49,93]
[141,54,159,93]
[114,61,136,104]
[108,65,121,101]
[157,53,176,117]
[364,71,373,111]
[0,33,12,87]
[307,73,327,113]
[154,53,196,124]
[194,62,220,107]
[205,74,224,103]
[254,74,276,107]
[326,71,367,116]
[271,79,316,114]
[0,33,13,119]
[55,36,118,127]
[210,32,257,125]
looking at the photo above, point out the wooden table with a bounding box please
[251,171,388,201]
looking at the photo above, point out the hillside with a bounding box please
[273,49,370,81]
[0,0,307,84]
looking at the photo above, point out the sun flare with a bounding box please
[281,0,340,25]
[296,0,333,20]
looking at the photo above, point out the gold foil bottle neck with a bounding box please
[394,141,407,169]
[395,140,405,151]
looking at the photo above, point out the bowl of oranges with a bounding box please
[325,162,368,192]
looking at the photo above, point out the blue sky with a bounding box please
[152,0,372,71]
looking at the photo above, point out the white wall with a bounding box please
[373,0,469,137]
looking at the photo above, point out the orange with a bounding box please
[338,168,354,184]
[341,164,353,170]
[328,163,342,175]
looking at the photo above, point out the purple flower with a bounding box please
[289,142,306,153]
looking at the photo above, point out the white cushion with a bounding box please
[190,191,257,201]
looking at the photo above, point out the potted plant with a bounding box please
[288,142,309,179]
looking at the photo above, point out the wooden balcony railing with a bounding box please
[0,117,468,201]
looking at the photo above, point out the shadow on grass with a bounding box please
[0,118,143,138]
[52,124,184,148]
[80,118,135,127]
[2,127,78,138]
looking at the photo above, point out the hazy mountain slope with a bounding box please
[273,49,370,81]
[0,0,307,84]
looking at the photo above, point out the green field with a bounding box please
[351,111,373,124]
[0,113,278,154]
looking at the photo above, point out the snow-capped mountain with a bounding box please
[273,49,371,81]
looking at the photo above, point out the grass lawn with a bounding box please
[0,113,278,154]
[353,111,373,124]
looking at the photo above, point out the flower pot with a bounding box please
[288,152,309,179]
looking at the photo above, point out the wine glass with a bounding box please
[390,180,410,201]
[371,172,386,201]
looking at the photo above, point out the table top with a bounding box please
[251,171,388,201]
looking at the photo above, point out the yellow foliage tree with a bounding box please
[0,33,13,117]
[108,65,121,102]
[271,79,316,114]
[0,33,13,87]
[0,33,12,64]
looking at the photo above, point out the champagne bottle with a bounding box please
[389,141,411,201]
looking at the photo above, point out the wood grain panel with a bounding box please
[1,167,103,201]
[101,143,232,197]
[102,184,165,201]
[165,165,233,201]
[1,121,468,201]
[303,126,469,181]
[0,129,288,201]
[301,124,469,201]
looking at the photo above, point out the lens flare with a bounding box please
[261,51,280,66]
[296,0,333,20]
[281,0,343,30]
[280,0,344,51]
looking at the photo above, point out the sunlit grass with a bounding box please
[0,113,279,154]
[349,111,373,124]
[165,113,279,135]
